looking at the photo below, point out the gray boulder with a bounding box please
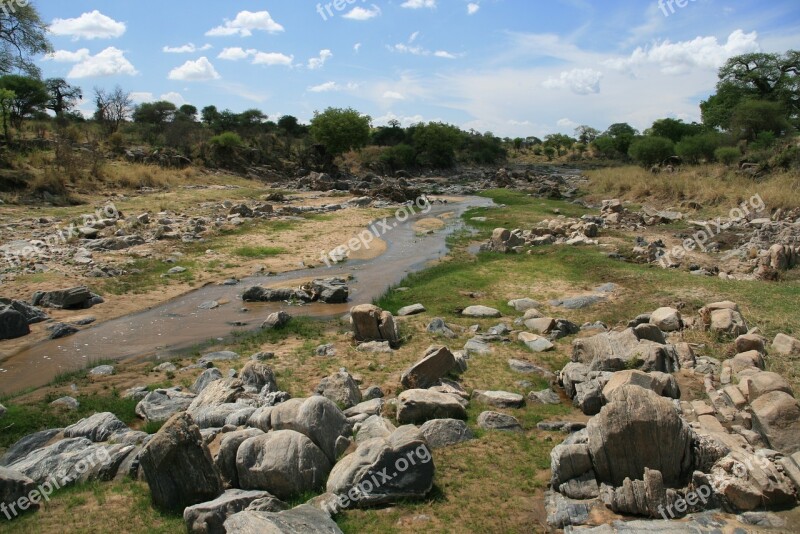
[239,361,278,394]
[64,412,128,442]
[461,305,501,318]
[236,430,331,500]
[0,307,30,340]
[184,489,278,534]
[315,370,362,409]
[354,415,396,443]
[350,304,400,348]
[224,505,342,534]
[191,368,223,394]
[0,429,62,467]
[32,286,94,309]
[0,466,39,516]
[476,411,522,432]
[270,396,351,463]
[396,389,467,424]
[139,413,223,511]
[472,390,525,409]
[419,419,474,448]
[750,391,800,454]
[400,346,457,390]
[136,388,196,423]
[397,304,426,316]
[426,318,456,338]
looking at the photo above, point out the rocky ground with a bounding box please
[1,163,799,533]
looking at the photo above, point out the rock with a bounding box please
[735,333,766,354]
[633,323,666,344]
[573,376,609,416]
[709,449,797,510]
[419,419,474,448]
[315,344,337,357]
[550,442,593,489]
[649,307,682,332]
[153,362,177,372]
[270,397,351,464]
[350,304,400,348]
[560,362,590,399]
[601,468,677,518]
[519,332,554,352]
[199,351,240,365]
[472,390,525,409]
[545,491,595,529]
[50,396,80,410]
[750,391,800,454]
[426,318,456,338]
[524,317,556,334]
[136,388,196,423]
[0,466,39,516]
[236,430,331,500]
[344,398,383,418]
[215,429,264,488]
[0,403,5,419]
[192,368,224,394]
[528,389,561,405]
[772,333,800,357]
[355,341,393,353]
[64,412,128,443]
[224,504,343,534]
[601,370,680,401]
[508,298,540,312]
[326,426,434,507]
[140,413,222,511]
[552,295,606,310]
[742,371,794,401]
[0,429,62,467]
[33,286,94,309]
[354,415,395,443]
[396,389,467,424]
[572,328,676,373]
[315,370,362,409]
[400,346,457,390]
[588,385,693,487]
[361,386,384,401]
[463,337,492,356]
[0,307,30,340]
[89,365,114,376]
[709,308,748,337]
[262,311,291,330]
[5,299,48,324]
[476,411,522,432]
[184,489,277,534]
[310,278,350,304]
[397,304,426,317]
[508,359,549,376]
[461,305,501,318]
[239,361,278,394]
[187,378,245,415]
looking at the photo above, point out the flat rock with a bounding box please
[508,298,540,312]
[224,504,342,534]
[397,304,426,316]
[419,419,474,448]
[183,489,278,534]
[477,411,522,432]
[519,332,554,352]
[472,390,525,409]
[461,305,501,318]
[396,389,467,424]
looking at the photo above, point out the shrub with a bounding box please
[381,143,416,169]
[676,133,722,164]
[210,131,244,150]
[714,146,741,166]
[628,136,675,167]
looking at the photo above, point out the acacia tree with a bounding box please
[94,86,133,134]
[45,78,82,118]
[0,3,51,76]
[0,74,48,128]
[310,107,371,158]
[0,88,14,140]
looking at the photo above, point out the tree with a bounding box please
[715,146,741,166]
[0,88,14,140]
[412,122,464,168]
[574,125,600,144]
[512,137,523,153]
[277,115,302,136]
[177,104,197,122]
[0,3,51,77]
[544,133,575,156]
[310,107,371,157]
[0,74,48,128]
[646,118,706,143]
[729,99,790,141]
[201,105,220,127]
[44,78,82,118]
[133,101,177,127]
[675,132,723,164]
[628,136,675,167]
[604,123,638,156]
[93,86,133,134]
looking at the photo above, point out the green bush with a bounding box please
[714,146,741,166]
[210,131,244,149]
[380,143,416,169]
[628,136,675,167]
[676,132,722,164]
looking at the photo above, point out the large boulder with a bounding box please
[63,412,128,443]
[601,370,680,401]
[699,302,747,337]
[649,307,682,332]
[419,419,474,448]
[315,370,362,409]
[0,467,39,517]
[476,411,522,432]
[187,378,245,414]
[472,390,525,409]
[270,396,351,464]
[0,307,30,340]
[215,428,264,488]
[224,505,342,534]
[139,413,223,511]
[708,450,797,511]
[772,333,800,358]
[136,388,196,423]
[191,368,223,394]
[236,430,331,500]
[750,391,800,454]
[0,429,62,467]
[310,278,350,304]
[350,304,400,348]
[326,426,434,507]
[396,389,467,424]
[587,385,693,487]
[239,361,278,394]
[461,306,501,318]
[32,286,94,309]
[572,328,676,373]
[400,346,457,389]
[183,489,280,534]
[742,372,794,402]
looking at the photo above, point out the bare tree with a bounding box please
[93,85,133,134]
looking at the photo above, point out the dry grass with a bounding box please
[584,164,800,213]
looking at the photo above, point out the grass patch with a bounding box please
[232,245,288,258]
[99,258,196,296]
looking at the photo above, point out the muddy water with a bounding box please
[0,197,492,394]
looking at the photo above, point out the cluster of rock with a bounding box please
[0,286,102,341]
[242,278,350,305]
[548,302,800,530]
[482,221,599,253]
[292,171,423,203]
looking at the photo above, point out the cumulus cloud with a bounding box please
[163,43,212,54]
[308,81,359,93]
[308,49,333,70]
[130,92,154,103]
[542,68,603,95]
[50,10,126,40]
[206,10,284,37]
[354,43,362,53]
[467,3,480,15]
[160,92,187,106]
[604,29,760,75]
[401,0,437,8]
[218,47,254,61]
[252,52,294,66]
[383,91,405,100]
[374,111,425,126]
[43,49,91,63]
[343,6,382,20]
[168,57,220,81]
[557,118,578,129]
[67,47,138,78]
[390,34,459,59]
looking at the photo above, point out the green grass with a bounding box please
[232,245,288,258]
[99,258,196,296]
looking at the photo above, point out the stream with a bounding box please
[0,196,493,395]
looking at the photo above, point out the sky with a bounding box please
[35,0,800,138]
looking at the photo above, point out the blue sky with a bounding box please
[36,0,800,137]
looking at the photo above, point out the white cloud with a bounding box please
[343,6,382,20]
[401,0,437,8]
[374,112,425,126]
[383,91,405,100]
[467,3,480,15]
[308,49,333,70]
[218,47,255,61]
[434,50,457,59]
[130,92,154,103]
[160,92,187,106]
[391,42,459,59]
[354,43,362,53]
[168,57,220,81]
[252,52,294,66]
[409,31,420,43]
[542,68,603,95]
[308,81,359,93]
[557,118,578,129]
[50,10,126,40]
[509,119,531,126]
[163,43,212,54]
[605,30,760,75]
[67,47,138,78]
[43,49,91,63]
[206,10,284,37]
